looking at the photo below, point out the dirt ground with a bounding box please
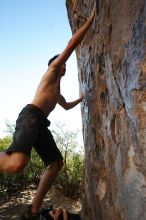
[0,185,81,220]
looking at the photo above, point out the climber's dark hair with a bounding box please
[48,54,59,66]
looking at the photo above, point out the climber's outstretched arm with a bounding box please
[50,7,95,68]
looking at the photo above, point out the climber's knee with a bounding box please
[48,160,63,171]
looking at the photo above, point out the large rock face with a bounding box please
[66,0,146,219]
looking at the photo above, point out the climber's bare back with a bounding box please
[32,65,64,116]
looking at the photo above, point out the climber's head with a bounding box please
[48,54,66,76]
[48,54,59,66]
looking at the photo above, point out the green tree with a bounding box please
[0,123,45,199]
[0,121,84,200]
[52,124,84,198]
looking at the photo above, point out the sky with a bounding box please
[0,0,83,141]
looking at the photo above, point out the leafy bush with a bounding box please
[0,136,45,200]
[57,153,83,198]
[52,124,84,198]
[0,123,84,200]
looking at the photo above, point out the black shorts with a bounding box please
[6,104,63,166]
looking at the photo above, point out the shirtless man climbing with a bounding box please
[0,8,95,220]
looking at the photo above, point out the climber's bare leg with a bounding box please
[0,152,29,173]
[31,160,63,214]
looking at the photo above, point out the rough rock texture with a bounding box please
[66,0,146,219]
